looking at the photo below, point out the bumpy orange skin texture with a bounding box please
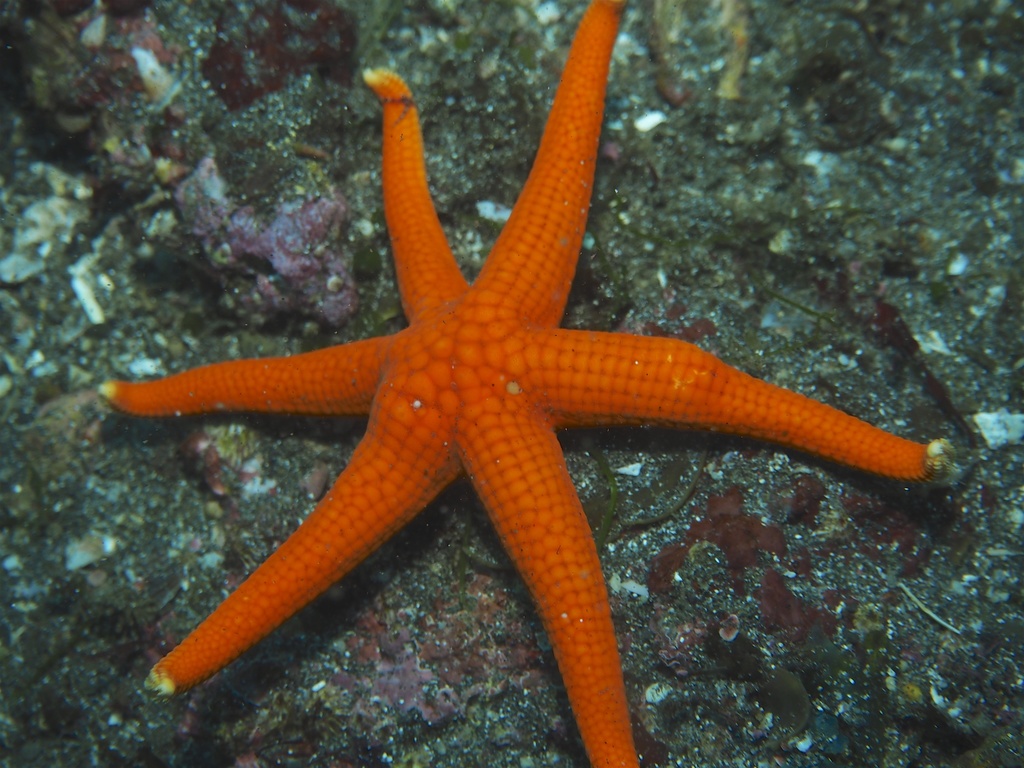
[101,1,951,765]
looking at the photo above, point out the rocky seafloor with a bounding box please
[1,1,1022,766]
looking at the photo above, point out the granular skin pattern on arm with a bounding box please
[148,411,460,694]
[527,329,946,482]
[458,404,637,768]
[474,0,626,327]
[102,337,386,417]
[99,0,953,765]
[363,68,468,320]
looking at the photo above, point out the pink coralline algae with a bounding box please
[175,157,358,328]
[333,575,546,740]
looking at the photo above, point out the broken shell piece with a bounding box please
[0,196,90,284]
[80,14,107,49]
[131,47,180,107]
[973,410,1024,450]
[634,110,668,133]
[68,244,108,325]
[65,533,119,570]
[69,258,106,324]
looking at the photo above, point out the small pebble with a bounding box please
[947,253,969,276]
[614,462,643,477]
[972,409,1024,449]
[634,110,667,133]
[535,1,561,25]
[476,200,512,223]
[65,533,118,570]
[127,357,165,377]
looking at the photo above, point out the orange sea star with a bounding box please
[101,1,953,764]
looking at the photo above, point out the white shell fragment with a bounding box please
[634,110,668,133]
[946,253,969,276]
[127,357,166,377]
[535,1,561,25]
[69,259,105,325]
[80,13,107,49]
[65,533,119,571]
[476,200,512,223]
[609,572,649,601]
[0,196,89,284]
[972,409,1024,449]
[131,47,180,107]
[614,461,643,476]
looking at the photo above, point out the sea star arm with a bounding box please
[100,336,387,417]
[458,405,638,768]
[473,0,624,327]
[526,330,954,482]
[363,68,469,321]
[147,423,461,694]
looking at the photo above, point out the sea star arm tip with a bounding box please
[145,667,176,697]
[532,330,950,483]
[458,408,638,768]
[98,340,385,418]
[472,0,625,327]
[364,66,468,318]
[363,67,410,101]
[144,427,460,694]
[924,438,956,483]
